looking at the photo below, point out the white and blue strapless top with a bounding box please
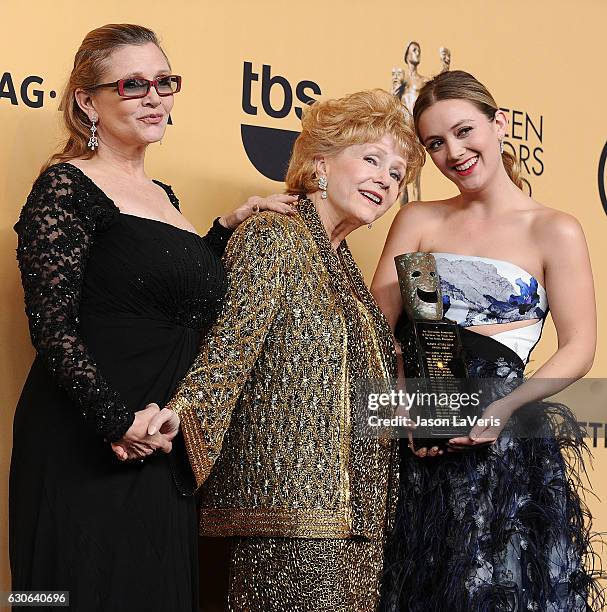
[431,253,549,364]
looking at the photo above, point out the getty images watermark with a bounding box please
[353,378,607,444]
[365,388,500,429]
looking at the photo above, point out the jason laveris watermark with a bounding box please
[368,413,502,429]
[365,389,501,429]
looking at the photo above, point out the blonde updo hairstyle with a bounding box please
[42,24,169,174]
[412,70,523,190]
[285,89,425,197]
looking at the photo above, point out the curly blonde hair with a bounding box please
[285,89,425,196]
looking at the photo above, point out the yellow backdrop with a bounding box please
[1,0,606,600]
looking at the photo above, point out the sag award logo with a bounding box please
[0,71,56,107]
[241,62,321,181]
[390,42,545,198]
[599,141,607,216]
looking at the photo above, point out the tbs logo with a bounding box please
[241,62,321,181]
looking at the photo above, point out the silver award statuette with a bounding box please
[439,47,451,73]
[394,253,473,445]
[391,41,452,204]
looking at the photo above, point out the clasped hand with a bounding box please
[111,403,180,462]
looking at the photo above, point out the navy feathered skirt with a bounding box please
[380,329,605,612]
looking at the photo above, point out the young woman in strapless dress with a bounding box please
[372,70,604,612]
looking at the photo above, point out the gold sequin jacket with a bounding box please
[168,200,399,539]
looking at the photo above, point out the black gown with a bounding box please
[9,163,231,611]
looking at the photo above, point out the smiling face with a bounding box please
[78,42,174,150]
[417,99,507,194]
[318,134,407,229]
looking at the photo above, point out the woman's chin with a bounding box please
[353,215,376,229]
[353,205,383,227]
[452,173,487,193]
[137,126,167,145]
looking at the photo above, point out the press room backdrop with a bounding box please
[1,0,606,593]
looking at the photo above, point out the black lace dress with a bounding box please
[9,163,231,611]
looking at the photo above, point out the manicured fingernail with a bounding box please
[148,426,156,435]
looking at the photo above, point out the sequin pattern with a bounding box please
[229,535,386,612]
[167,200,399,609]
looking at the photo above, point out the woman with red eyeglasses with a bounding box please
[9,23,295,612]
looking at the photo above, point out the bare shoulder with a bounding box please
[63,158,96,174]
[380,198,457,255]
[392,197,455,229]
[65,158,84,169]
[531,204,585,246]
[527,204,588,272]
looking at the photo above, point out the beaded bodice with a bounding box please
[15,163,231,442]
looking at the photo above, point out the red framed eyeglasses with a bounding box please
[91,75,182,99]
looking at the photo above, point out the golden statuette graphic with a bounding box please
[392,41,452,202]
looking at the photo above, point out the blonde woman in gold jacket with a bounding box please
[153,90,425,611]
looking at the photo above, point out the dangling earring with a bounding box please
[88,117,99,150]
[367,223,373,230]
[499,139,504,154]
[318,176,328,199]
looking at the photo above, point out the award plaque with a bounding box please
[394,253,478,443]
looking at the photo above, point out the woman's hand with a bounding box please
[447,399,514,451]
[409,441,444,458]
[146,405,180,438]
[219,194,299,229]
[111,403,177,462]
[408,400,515,457]
[394,403,442,458]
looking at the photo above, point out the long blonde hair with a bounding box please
[41,24,168,174]
[413,70,522,189]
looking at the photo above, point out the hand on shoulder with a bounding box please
[220,194,298,230]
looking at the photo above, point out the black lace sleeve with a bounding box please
[15,165,134,442]
[153,180,233,257]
